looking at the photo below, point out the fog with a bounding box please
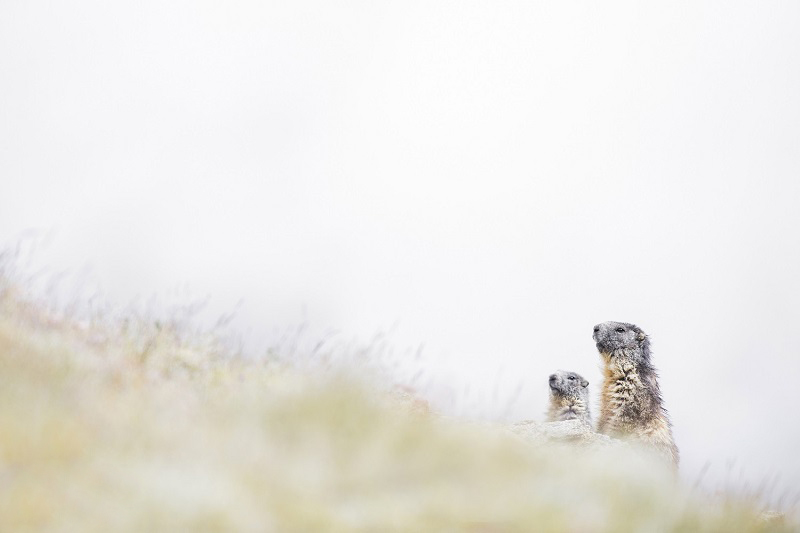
[2,1,799,501]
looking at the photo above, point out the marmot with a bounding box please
[546,370,591,426]
[593,321,679,468]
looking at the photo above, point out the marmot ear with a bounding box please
[637,332,647,342]
[581,379,589,388]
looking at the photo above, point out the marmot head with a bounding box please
[548,370,589,397]
[593,321,651,361]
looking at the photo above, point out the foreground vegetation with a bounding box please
[0,278,793,532]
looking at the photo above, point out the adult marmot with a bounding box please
[593,321,679,468]
[546,370,591,426]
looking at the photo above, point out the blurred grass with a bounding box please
[0,277,794,532]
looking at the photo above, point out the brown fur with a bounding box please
[598,350,679,468]
[547,394,591,425]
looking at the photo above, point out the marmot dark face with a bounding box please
[549,370,589,394]
[593,321,650,360]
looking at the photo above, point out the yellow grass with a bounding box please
[0,280,793,532]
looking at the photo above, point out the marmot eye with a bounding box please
[615,327,625,333]
[568,376,575,380]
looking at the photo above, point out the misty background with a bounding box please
[2,2,799,501]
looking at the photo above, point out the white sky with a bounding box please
[2,1,799,502]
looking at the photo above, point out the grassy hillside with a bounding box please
[0,279,793,532]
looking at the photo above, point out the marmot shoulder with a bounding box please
[592,321,679,468]
[546,370,591,426]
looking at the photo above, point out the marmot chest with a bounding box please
[600,371,658,433]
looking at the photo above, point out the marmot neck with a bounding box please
[601,348,651,376]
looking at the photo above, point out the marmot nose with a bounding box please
[549,374,557,382]
[593,325,600,333]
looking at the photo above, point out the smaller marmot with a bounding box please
[546,370,592,426]
[593,321,679,468]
